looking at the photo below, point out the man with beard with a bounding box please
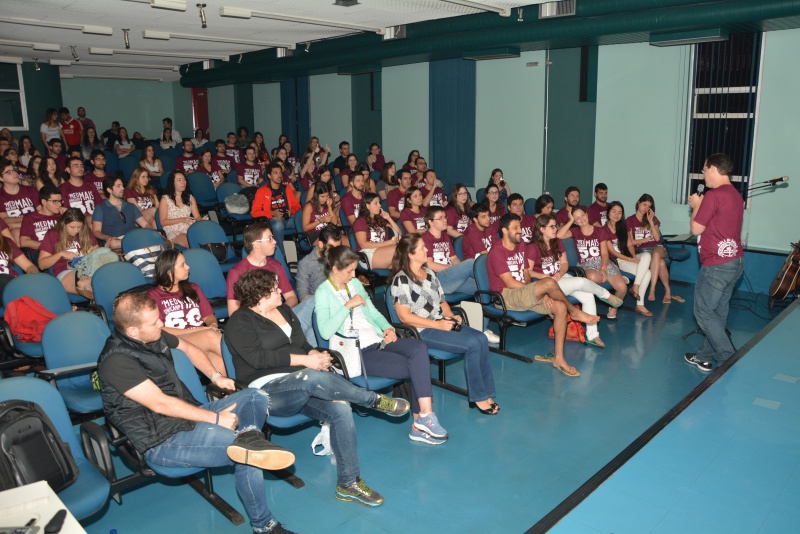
[555,186,582,227]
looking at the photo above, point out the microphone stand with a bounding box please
[748,183,788,193]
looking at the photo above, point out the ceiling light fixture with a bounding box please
[89,47,228,61]
[197,3,207,29]
[517,7,524,22]
[63,73,165,82]
[305,41,311,53]
[49,59,73,66]
[0,57,24,65]
[237,53,242,64]
[123,29,131,49]
[70,45,80,62]
[33,58,40,71]
[219,6,385,34]
[142,29,293,49]
[77,61,179,71]
[440,0,510,17]
[0,16,112,35]
[0,38,61,52]
[150,0,186,11]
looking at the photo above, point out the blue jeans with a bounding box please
[292,296,317,346]
[436,258,477,296]
[144,388,274,532]
[419,325,495,403]
[263,369,378,486]
[270,216,296,260]
[693,256,743,364]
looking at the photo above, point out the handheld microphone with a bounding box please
[696,184,705,196]
[767,176,789,184]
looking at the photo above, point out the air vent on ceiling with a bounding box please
[463,47,520,61]
[539,0,576,19]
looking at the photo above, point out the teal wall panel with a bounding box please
[171,82,193,139]
[381,62,429,169]
[475,51,547,202]
[546,47,596,206]
[61,78,174,140]
[280,77,309,152]
[18,64,62,150]
[253,83,283,149]
[351,73,382,161]
[234,83,254,136]
[309,74,352,151]
[207,85,236,139]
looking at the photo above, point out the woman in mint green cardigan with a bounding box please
[315,245,449,445]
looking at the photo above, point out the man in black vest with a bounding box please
[98,293,297,534]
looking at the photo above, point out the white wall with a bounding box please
[252,83,283,148]
[207,84,236,139]
[309,74,352,150]
[381,62,429,166]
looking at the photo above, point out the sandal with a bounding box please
[469,401,500,415]
[586,336,605,348]
[606,310,618,321]
[662,296,672,304]
[629,287,640,301]
[554,364,580,377]
[534,352,555,362]
[599,295,623,308]
[634,306,653,317]
[671,295,685,303]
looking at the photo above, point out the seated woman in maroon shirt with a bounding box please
[147,249,225,375]
[399,187,427,235]
[301,181,341,245]
[560,206,628,320]
[481,184,506,225]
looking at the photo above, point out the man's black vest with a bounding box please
[98,330,199,454]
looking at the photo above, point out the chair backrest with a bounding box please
[562,237,578,268]
[216,182,241,204]
[187,219,229,248]
[122,228,167,254]
[472,254,492,306]
[92,262,148,326]
[187,172,218,207]
[119,156,140,181]
[453,236,464,261]
[182,249,227,300]
[169,348,207,404]
[42,312,110,393]
[0,377,86,463]
[524,198,537,216]
[219,336,236,379]
[476,187,486,203]
[384,289,400,323]
[311,312,329,350]
[3,273,72,315]
[103,151,120,174]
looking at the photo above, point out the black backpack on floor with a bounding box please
[0,400,79,492]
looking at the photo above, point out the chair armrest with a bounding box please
[567,266,586,277]
[0,319,16,355]
[80,421,117,483]
[356,251,372,271]
[449,306,470,328]
[391,324,420,340]
[474,289,508,316]
[327,349,351,379]
[37,362,98,380]
[206,379,246,401]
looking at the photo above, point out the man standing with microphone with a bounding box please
[685,153,745,372]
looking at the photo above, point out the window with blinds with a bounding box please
[684,32,763,201]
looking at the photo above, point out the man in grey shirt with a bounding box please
[296,225,344,301]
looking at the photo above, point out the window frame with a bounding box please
[0,63,29,131]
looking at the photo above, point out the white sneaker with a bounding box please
[483,329,500,344]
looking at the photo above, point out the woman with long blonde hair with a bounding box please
[125,168,158,229]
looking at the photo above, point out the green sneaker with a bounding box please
[373,394,410,417]
[335,478,384,507]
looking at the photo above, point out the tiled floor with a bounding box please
[551,300,799,534]
[80,288,778,533]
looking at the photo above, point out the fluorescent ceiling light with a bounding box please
[150,0,186,11]
[60,74,74,79]
[49,59,73,66]
[440,0,511,17]
[143,30,293,49]
[88,48,115,55]
[66,73,165,82]
[650,28,729,47]
[33,43,61,52]
[142,30,171,40]
[0,16,112,35]
[0,57,23,65]
[219,6,385,35]
[89,47,228,62]
[77,61,178,70]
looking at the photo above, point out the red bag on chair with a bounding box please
[547,305,587,343]
[4,296,58,343]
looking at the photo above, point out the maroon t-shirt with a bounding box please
[418,185,446,207]
[0,186,37,217]
[40,227,98,276]
[422,231,454,266]
[517,213,536,244]
[555,206,580,227]
[124,189,155,211]
[340,191,362,222]
[60,180,100,215]
[226,257,293,300]
[462,223,494,259]
[694,183,744,266]
[399,208,426,232]
[60,119,82,147]
[213,154,234,174]
[487,241,527,293]
[488,204,505,225]
[237,162,262,186]
[306,206,331,237]
[225,145,242,164]
[352,217,387,251]
[174,154,200,174]
[569,226,607,264]
[587,201,608,226]
[387,188,406,216]
[84,172,106,196]
[625,214,661,251]
[526,239,566,276]
[197,162,224,185]
[445,206,470,234]
[0,239,24,277]
[20,211,59,243]
[147,283,214,329]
